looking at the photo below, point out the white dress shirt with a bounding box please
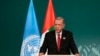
[55,31,62,43]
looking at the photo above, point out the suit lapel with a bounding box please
[60,30,66,48]
[52,31,58,51]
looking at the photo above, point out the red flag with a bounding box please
[40,0,55,46]
[42,0,55,33]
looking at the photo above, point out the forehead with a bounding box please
[55,19,63,23]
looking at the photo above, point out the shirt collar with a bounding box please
[55,31,62,35]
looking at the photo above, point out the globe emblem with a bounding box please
[20,35,40,56]
[78,43,100,56]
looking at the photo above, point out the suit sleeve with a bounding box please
[39,33,48,54]
[70,33,79,54]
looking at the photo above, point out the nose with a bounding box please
[54,23,60,29]
[55,24,59,28]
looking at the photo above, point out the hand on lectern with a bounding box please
[75,53,80,56]
[39,53,44,56]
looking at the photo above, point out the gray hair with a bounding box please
[55,17,65,24]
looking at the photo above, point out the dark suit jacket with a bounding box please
[39,29,79,55]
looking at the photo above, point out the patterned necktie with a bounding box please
[57,33,61,51]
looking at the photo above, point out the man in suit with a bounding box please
[39,17,79,56]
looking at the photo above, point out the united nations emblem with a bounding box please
[20,35,40,56]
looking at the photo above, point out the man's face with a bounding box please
[54,19,65,33]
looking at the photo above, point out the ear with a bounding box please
[63,24,65,28]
